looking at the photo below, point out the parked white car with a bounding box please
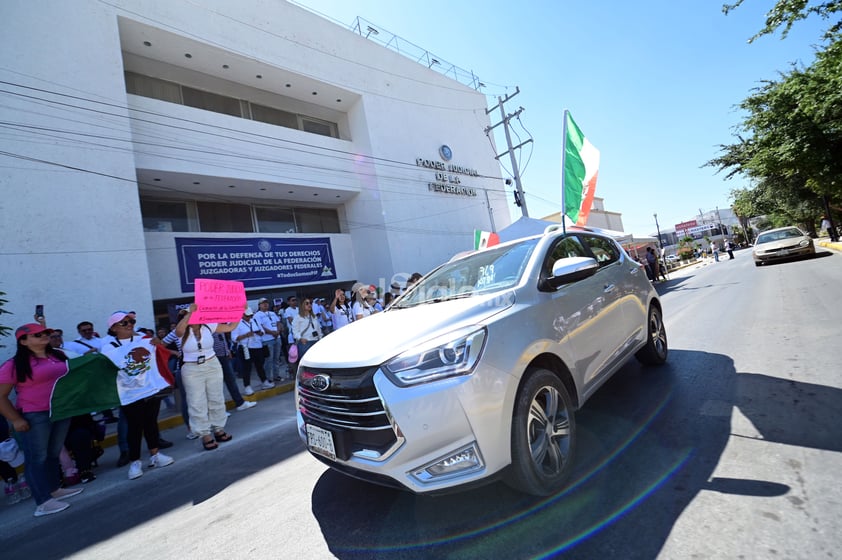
[295,227,667,496]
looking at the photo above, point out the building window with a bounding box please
[125,72,182,104]
[255,206,296,233]
[141,196,340,234]
[181,86,243,118]
[141,199,191,232]
[300,117,338,138]
[124,71,340,138]
[297,208,341,233]
[250,103,299,129]
[197,201,253,232]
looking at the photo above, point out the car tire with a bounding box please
[505,368,576,496]
[754,261,761,267]
[635,305,668,365]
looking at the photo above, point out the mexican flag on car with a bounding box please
[50,347,174,421]
[562,111,600,226]
[474,230,499,250]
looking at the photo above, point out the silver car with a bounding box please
[753,226,815,266]
[295,227,667,496]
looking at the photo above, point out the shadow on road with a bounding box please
[311,350,842,559]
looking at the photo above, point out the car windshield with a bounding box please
[394,238,539,308]
[756,228,803,244]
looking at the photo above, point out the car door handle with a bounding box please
[604,284,615,293]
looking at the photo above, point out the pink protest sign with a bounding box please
[190,279,246,324]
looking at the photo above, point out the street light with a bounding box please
[653,213,663,250]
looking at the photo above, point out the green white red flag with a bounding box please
[474,230,499,250]
[562,111,600,226]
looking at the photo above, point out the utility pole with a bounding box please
[485,87,532,218]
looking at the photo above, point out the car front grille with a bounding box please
[298,365,401,461]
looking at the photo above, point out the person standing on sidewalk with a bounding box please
[0,323,84,517]
[174,304,239,451]
[211,330,256,413]
[231,308,273,395]
[254,298,283,383]
[821,216,839,242]
[101,312,174,481]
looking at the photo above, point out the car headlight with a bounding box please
[383,326,487,386]
[799,239,810,247]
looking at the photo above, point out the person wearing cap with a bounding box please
[100,311,175,481]
[351,283,378,321]
[0,323,85,517]
[254,298,283,383]
[230,307,273,395]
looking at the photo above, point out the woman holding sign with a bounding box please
[175,304,238,451]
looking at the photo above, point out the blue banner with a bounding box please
[175,237,336,292]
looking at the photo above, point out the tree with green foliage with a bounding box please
[707,36,842,228]
[724,0,842,41]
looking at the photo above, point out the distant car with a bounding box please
[753,226,815,266]
[665,254,679,262]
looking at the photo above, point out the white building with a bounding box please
[0,0,509,350]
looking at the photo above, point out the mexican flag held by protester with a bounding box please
[562,111,600,226]
[50,347,174,421]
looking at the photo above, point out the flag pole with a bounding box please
[560,109,569,235]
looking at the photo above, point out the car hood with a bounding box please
[301,291,514,368]
[754,238,809,251]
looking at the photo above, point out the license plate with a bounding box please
[306,424,336,461]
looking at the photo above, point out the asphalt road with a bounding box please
[2,248,840,559]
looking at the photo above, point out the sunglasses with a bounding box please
[303,301,312,305]
[116,318,137,327]
[30,331,51,339]
[80,328,94,333]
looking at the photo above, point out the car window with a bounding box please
[543,235,588,276]
[579,235,620,267]
[756,228,803,244]
[397,238,539,306]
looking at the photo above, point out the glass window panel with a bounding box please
[181,86,243,117]
[255,206,296,233]
[317,209,340,233]
[250,103,299,129]
[300,117,338,138]
[197,201,253,232]
[124,72,182,104]
[140,199,190,232]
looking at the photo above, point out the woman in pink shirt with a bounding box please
[0,323,84,517]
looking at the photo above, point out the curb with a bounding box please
[817,239,842,251]
[99,380,296,449]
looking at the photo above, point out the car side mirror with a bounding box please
[544,257,599,289]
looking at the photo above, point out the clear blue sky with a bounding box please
[292,0,827,236]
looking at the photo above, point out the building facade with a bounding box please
[0,0,509,350]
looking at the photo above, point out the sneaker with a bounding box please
[80,470,97,484]
[262,381,275,389]
[33,498,69,517]
[185,431,199,440]
[236,400,257,411]
[242,385,254,396]
[51,487,84,499]
[5,482,20,505]
[128,460,143,480]
[149,452,174,468]
[16,477,31,501]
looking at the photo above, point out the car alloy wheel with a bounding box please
[635,305,668,365]
[506,368,576,496]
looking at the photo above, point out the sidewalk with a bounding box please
[99,378,296,448]
[817,236,842,252]
[1,380,298,526]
